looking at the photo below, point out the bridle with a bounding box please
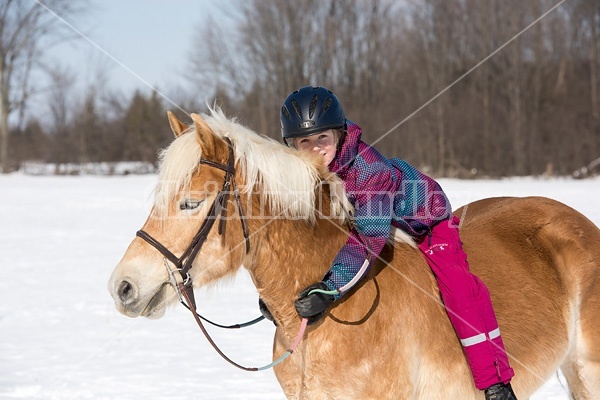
[135,136,307,371]
[137,137,249,309]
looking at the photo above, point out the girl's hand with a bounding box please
[294,282,335,325]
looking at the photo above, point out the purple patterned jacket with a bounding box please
[323,120,451,297]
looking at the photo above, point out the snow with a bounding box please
[2,174,598,399]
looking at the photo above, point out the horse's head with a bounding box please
[108,111,252,318]
[108,108,352,320]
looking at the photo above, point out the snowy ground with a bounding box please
[2,174,598,399]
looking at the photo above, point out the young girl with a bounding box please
[279,86,518,400]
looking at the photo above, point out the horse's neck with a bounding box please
[246,207,347,337]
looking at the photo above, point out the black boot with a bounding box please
[484,383,517,400]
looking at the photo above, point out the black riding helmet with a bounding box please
[280,86,345,146]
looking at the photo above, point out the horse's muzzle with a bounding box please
[108,271,169,319]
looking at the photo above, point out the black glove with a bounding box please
[258,297,277,326]
[294,282,336,325]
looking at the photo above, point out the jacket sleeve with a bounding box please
[322,160,395,299]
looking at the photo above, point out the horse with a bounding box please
[108,108,600,399]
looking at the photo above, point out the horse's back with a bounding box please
[456,196,600,397]
[456,196,600,284]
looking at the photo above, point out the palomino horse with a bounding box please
[108,109,600,399]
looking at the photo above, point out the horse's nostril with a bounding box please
[118,280,134,303]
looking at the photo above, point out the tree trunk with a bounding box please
[0,69,9,173]
[590,3,599,123]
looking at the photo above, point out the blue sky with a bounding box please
[46,0,229,97]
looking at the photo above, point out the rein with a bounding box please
[136,137,307,371]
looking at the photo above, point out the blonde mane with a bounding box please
[153,108,352,224]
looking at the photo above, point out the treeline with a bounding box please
[10,91,172,166]
[6,0,600,177]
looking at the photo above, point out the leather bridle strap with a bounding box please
[199,139,250,253]
[136,230,180,267]
[179,282,260,371]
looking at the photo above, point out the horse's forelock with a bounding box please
[204,108,350,223]
[153,130,202,218]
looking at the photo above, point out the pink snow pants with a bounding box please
[417,215,515,390]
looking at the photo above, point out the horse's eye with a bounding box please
[179,199,204,211]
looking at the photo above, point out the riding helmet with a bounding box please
[280,86,345,146]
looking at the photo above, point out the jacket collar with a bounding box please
[329,119,361,175]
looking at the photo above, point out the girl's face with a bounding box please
[293,129,339,166]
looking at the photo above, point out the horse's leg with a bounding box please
[560,266,600,399]
[578,357,600,398]
[563,227,600,399]
[560,329,600,400]
[273,329,305,399]
[567,288,600,399]
[560,351,591,400]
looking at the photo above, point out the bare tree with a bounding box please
[570,0,600,144]
[0,0,86,172]
[188,0,401,138]
[46,66,75,164]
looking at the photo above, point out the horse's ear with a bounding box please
[167,111,188,137]
[190,113,218,157]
